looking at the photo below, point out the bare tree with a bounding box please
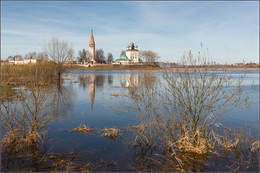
[78,49,89,64]
[8,56,14,60]
[68,48,74,60]
[25,52,37,59]
[120,50,126,57]
[37,52,48,61]
[107,52,113,64]
[95,49,105,64]
[78,50,83,63]
[83,49,89,63]
[43,37,73,79]
[141,50,160,63]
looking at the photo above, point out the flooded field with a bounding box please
[1,70,259,172]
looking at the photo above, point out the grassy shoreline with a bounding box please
[66,64,259,72]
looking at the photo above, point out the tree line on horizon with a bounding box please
[4,37,161,65]
[78,48,114,64]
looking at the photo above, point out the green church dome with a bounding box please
[121,55,127,59]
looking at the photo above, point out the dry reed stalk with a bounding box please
[131,124,145,133]
[211,129,241,152]
[250,141,260,153]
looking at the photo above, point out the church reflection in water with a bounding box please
[88,74,95,110]
[77,74,143,110]
[77,74,111,110]
[120,74,140,88]
[120,75,140,96]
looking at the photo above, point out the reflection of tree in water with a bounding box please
[78,75,89,89]
[131,143,159,171]
[95,75,105,87]
[139,73,158,90]
[1,82,74,171]
[107,75,113,85]
[54,82,74,119]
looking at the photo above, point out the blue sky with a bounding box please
[1,1,259,64]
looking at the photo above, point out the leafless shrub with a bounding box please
[1,80,72,171]
[120,46,256,171]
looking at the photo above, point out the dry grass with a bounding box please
[1,62,61,87]
[174,132,210,155]
[1,131,39,154]
[111,94,120,97]
[2,134,94,172]
[67,125,124,141]
[48,153,93,172]
[68,124,94,134]
[102,128,120,140]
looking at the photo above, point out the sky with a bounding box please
[1,1,259,64]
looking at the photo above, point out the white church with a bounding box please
[87,30,139,65]
[114,42,139,64]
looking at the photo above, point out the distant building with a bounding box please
[8,56,42,65]
[234,63,244,66]
[8,56,15,64]
[159,62,178,68]
[126,42,139,63]
[89,30,95,64]
[114,55,131,64]
[23,58,40,64]
[246,62,257,66]
[14,55,22,60]
[64,59,77,64]
[114,42,139,64]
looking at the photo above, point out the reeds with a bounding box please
[1,62,64,88]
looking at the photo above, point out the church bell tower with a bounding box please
[89,29,95,64]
